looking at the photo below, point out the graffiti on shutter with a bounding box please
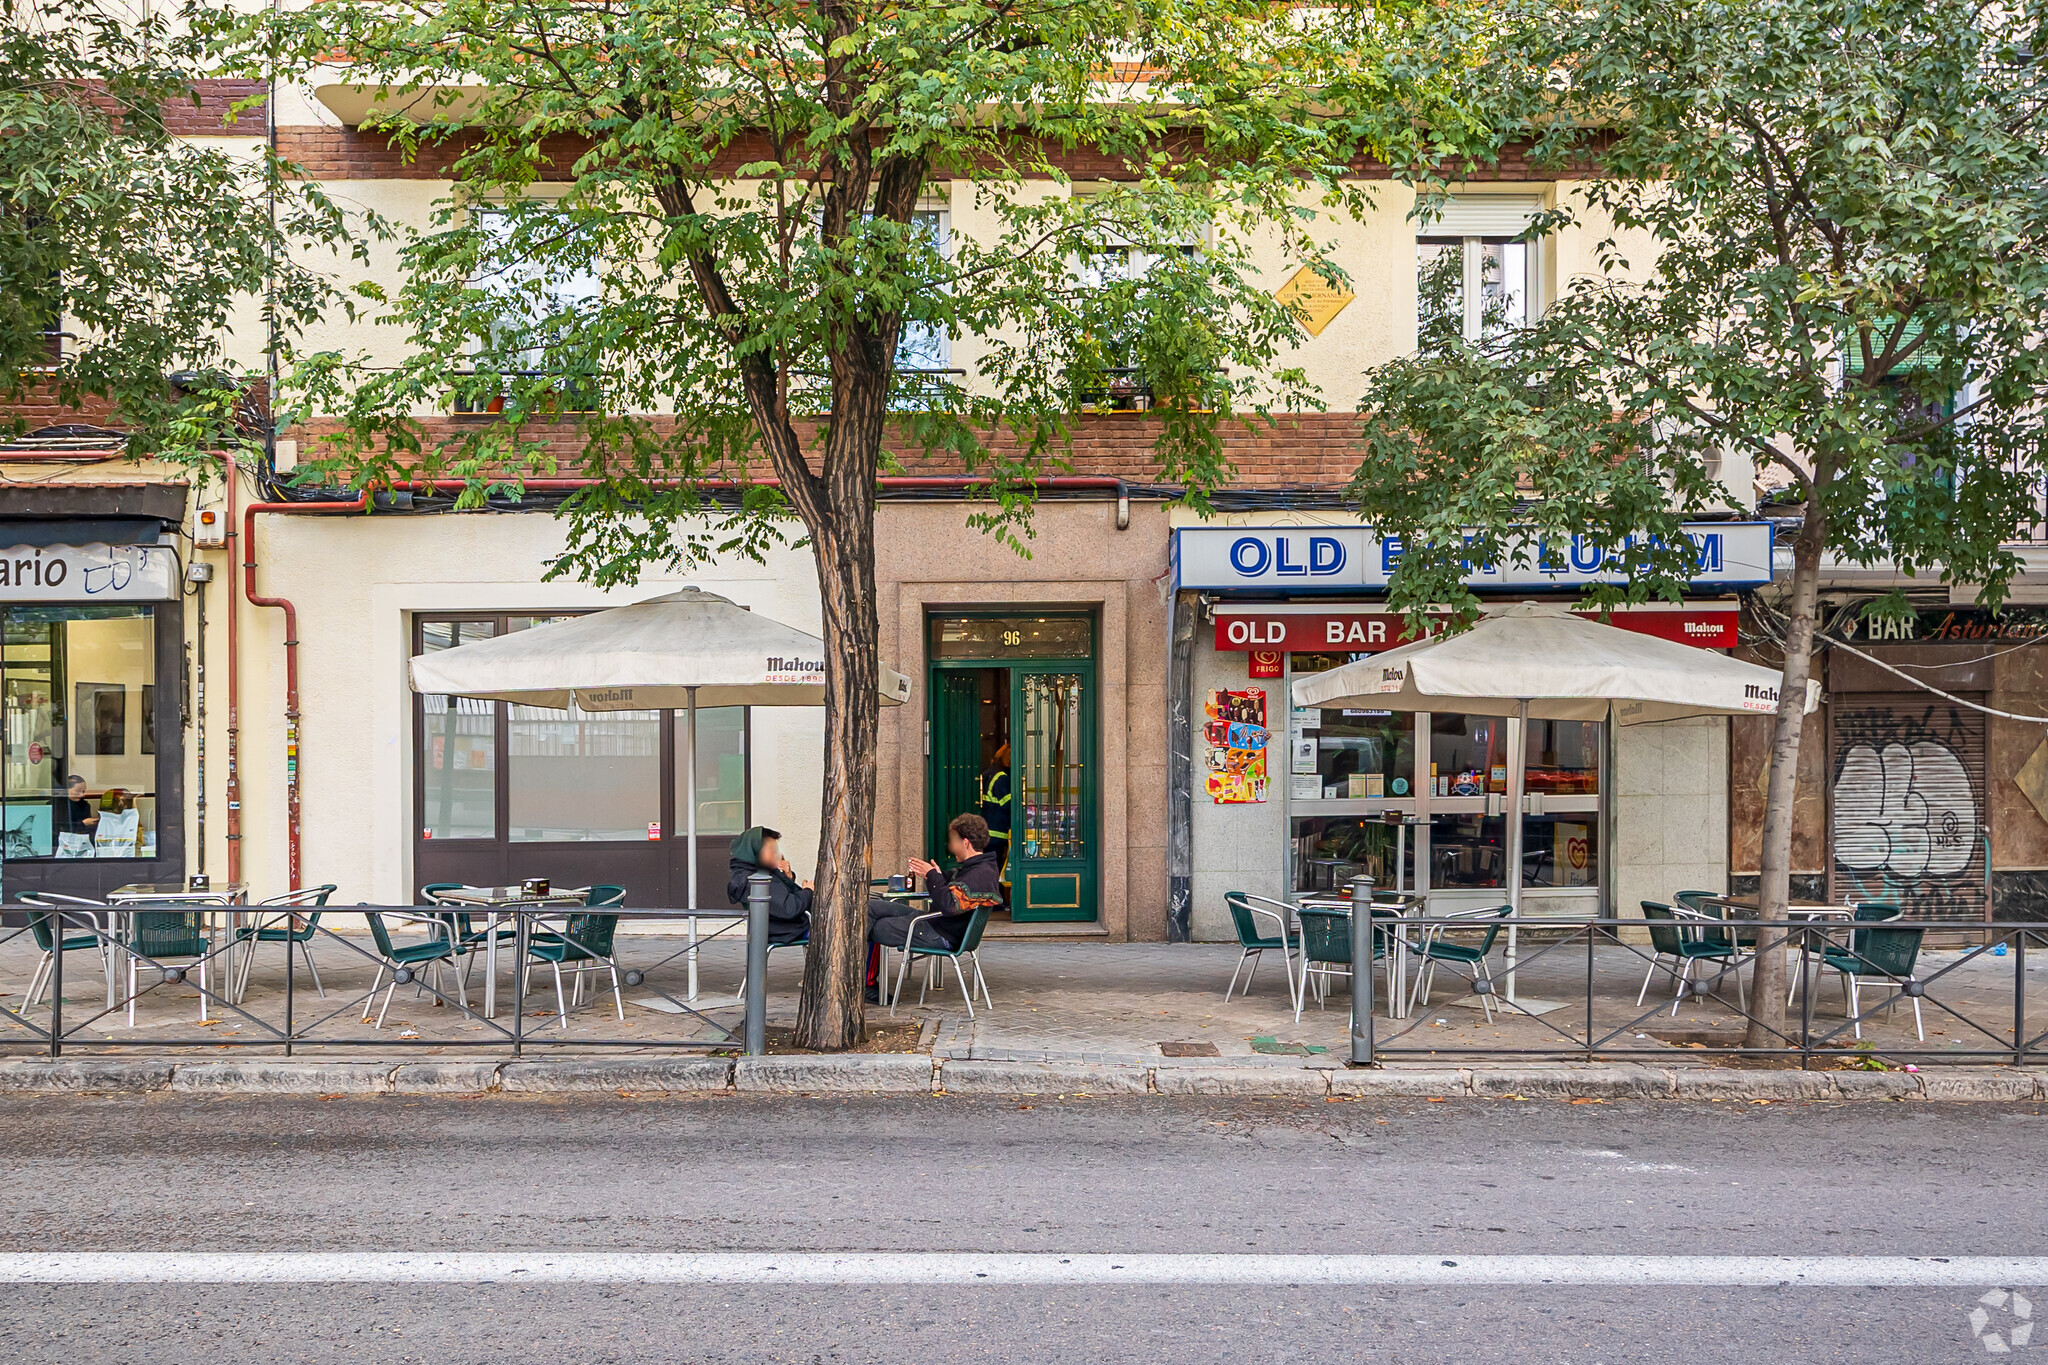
[1829,697,1987,920]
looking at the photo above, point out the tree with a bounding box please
[1350,0,2048,1045]
[257,0,1400,1047]
[1,0,355,451]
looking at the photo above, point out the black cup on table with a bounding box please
[522,877,549,897]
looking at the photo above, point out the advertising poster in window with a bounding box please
[1203,688,1268,804]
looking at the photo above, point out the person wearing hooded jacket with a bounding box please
[727,826,813,945]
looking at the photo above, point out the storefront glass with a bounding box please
[420,619,498,840]
[680,703,747,836]
[1285,651,1603,899]
[1,605,158,860]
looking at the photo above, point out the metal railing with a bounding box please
[0,888,789,1057]
[1330,893,2045,1068]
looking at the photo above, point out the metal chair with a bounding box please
[1222,891,1300,1009]
[360,909,467,1029]
[1292,903,1404,1022]
[1817,903,1925,1040]
[231,884,337,999]
[1638,901,1745,1016]
[15,896,114,1012]
[885,906,994,1018]
[1409,905,1512,1021]
[1674,889,1757,950]
[523,910,626,1026]
[123,909,215,1026]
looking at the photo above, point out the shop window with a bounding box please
[1,605,158,859]
[420,619,499,840]
[1294,816,1416,894]
[414,613,748,849]
[682,703,748,837]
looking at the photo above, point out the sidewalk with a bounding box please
[0,938,2040,1100]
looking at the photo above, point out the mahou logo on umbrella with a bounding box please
[765,656,827,686]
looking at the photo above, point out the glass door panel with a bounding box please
[1011,666,1095,921]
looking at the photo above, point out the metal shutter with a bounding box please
[1828,694,1988,921]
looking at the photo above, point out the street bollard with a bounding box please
[1350,875,1375,1066]
[745,871,770,1056]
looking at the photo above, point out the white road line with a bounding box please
[0,1254,2043,1286]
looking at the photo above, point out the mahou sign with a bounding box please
[1213,607,1739,652]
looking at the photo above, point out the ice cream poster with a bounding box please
[1203,688,1268,804]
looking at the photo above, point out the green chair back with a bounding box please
[1297,906,1351,964]
[131,910,207,960]
[956,906,992,954]
[1463,906,1511,957]
[1844,903,1921,978]
[560,913,620,959]
[419,883,463,904]
[1223,893,1280,950]
[363,909,448,961]
[1639,901,1685,957]
[584,884,627,908]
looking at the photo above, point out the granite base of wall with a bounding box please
[1992,871,2048,922]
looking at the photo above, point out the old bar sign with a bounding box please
[1214,607,1740,652]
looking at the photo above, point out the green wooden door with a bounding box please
[925,669,984,867]
[1009,663,1097,922]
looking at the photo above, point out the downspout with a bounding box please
[242,490,369,892]
[224,455,241,886]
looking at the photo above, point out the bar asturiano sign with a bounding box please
[1214,608,1740,652]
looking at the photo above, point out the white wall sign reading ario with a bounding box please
[1175,523,1774,593]
[0,543,178,601]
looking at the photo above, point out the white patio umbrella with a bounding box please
[1292,602,1819,991]
[409,587,913,911]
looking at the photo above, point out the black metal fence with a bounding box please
[1341,905,2045,1068]
[0,903,775,1057]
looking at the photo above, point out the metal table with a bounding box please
[430,886,588,1019]
[1293,892,1426,1019]
[107,883,248,1007]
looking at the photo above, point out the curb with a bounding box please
[0,1056,2039,1101]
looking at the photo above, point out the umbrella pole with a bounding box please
[1504,699,1529,1004]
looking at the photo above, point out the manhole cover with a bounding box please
[1158,1041,1220,1057]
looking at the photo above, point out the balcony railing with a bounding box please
[449,371,601,416]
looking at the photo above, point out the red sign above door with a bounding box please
[1213,608,1740,652]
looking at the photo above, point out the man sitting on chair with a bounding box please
[869,814,1003,958]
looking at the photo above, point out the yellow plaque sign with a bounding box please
[1275,265,1356,337]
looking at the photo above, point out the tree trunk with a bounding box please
[1746,493,1826,1049]
[792,503,881,1050]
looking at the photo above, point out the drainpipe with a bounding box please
[224,455,241,887]
[241,489,368,892]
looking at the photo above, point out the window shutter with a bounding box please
[1418,195,1544,238]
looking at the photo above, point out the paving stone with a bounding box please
[1327,1068,1472,1098]
[499,1058,732,1093]
[1467,1065,1672,1099]
[0,1059,174,1092]
[1667,1068,1837,1101]
[1150,1066,1328,1097]
[938,1060,1150,1095]
[170,1061,394,1094]
[734,1055,934,1094]
[390,1061,505,1093]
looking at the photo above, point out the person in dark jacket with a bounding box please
[727,826,813,945]
[869,813,1003,957]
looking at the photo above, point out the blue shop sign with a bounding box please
[1173,522,1774,593]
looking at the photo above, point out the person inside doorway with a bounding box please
[866,814,1003,1002]
[978,741,1012,879]
[726,826,813,945]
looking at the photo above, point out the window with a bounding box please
[458,207,603,412]
[1417,238,1532,345]
[1415,194,1543,348]
[414,613,749,848]
[895,208,952,373]
[1,606,159,859]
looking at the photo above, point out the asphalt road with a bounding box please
[2,1091,2042,1363]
